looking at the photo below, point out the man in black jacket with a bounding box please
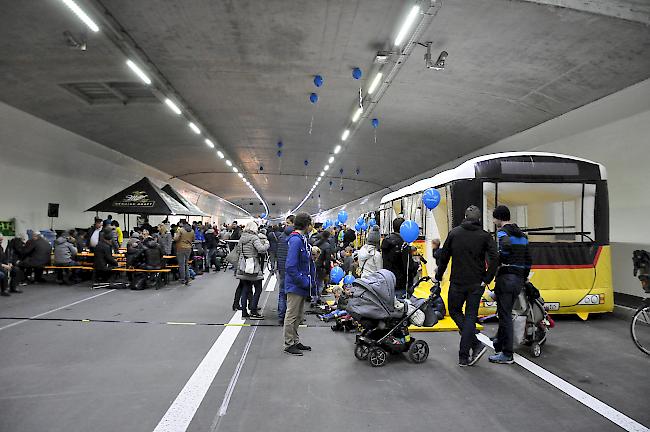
[19,232,51,283]
[94,231,118,282]
[435,205,498,367]
[204,228,218,272]
[0,235,21,296]
[381,217,414,298]
[275,215,294,325]
[489,205,532,365]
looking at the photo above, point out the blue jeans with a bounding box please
[278,271,287,320]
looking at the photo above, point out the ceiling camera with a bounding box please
[63,30,87,51]
[423,42,447,70]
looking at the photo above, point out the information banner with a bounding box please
[0,220,16,236]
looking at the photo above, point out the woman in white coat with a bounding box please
[358,226,383,278]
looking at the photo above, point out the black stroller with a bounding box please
[348,271,442,367]
[210,240,230,272]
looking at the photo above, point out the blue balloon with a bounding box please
[261,213,267,219]
[352,67,362,80]
[343,274,356,285]
[330,266,344,284]
[357,216,364,225]
[360,221,367,231]
[259,165,264,171]
[371,118,379,128]
[277,150,282,157]
[304,159,309,166]
[356,168,360,175]
[329,180,333,187]
[322,220,330,229]
[339,168,344,175]
[422,188,441,210]
[309,92,318,104]
[368,218,376,227]
[354,223,361,231]
[277,141,283,148]
[313,74,323,87]
[400,220,419,243]
[337,210,348,224]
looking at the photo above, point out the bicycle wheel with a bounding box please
[630,305,650,355]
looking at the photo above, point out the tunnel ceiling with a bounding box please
[0,0,649,217]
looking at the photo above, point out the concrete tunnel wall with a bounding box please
[319,78,650,298]
[0,101,250,236]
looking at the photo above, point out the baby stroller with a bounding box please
[191,241,205,275]
[348,271,443,367]
[511,281,554,357]
[213,240,230,271]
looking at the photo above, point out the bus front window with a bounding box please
[483,182,596,243]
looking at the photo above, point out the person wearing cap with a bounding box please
[435,205,498,367]
[489,205,533,365]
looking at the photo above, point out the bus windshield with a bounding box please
[483,182,596,243]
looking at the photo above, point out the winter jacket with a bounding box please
[174,225,195,251]
[381,232,411,293]
[435,219,498,285]
[219,230,231,241]
[267,230,279,253]
[194,227,205,242]
[22,237,52,267]
[53,236,78,265]
[314,235,334,279]
[115,227,124,246]
[204,229,217,249]
[285,232,316,298]
[157,232,173,255]
[496,224,532,279]
[234,230,270,281]
[276,225,293,275]
[139,238,163,269]
[94,241,117,271]
[6,238,24,264]
[126,236,143,266]
[358,244,383,278]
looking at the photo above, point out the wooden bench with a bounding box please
[44,265,94,271]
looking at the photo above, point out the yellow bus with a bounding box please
[379,152,612,320]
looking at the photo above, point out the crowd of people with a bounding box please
[0,204,531,366]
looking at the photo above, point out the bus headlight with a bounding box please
[578,294,600,305]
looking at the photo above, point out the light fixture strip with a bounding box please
[367,72,383,95]
[126,59,152,85]
[394,5,420,46]
[61,0,99,32]
[164,98,182,115]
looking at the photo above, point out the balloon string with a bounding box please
[374,130,377,144]
[309,114,314,135]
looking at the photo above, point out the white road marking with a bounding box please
[0,289,116,332]
[265,273,277,292]
[152,311,245,432]
[476,334,650,432]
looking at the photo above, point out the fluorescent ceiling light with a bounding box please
[328,156,334,164]
[126,60,151,85]
[226,160,233,167]
[61,0,99,32]
[352,107,363,123]
[320,171,324,176]
[164,98,181,115]
[233,167,238,173]
[341,129,350,141]
[188,122,201,134]
[217,150,225,159]
[324,165,330,171]
[238,173,244,178]
[395,5,420,46]
[317,176,322,181]
[334,145,341,154]
[368,72,383,94]
[205,139,214,148]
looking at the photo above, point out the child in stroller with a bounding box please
[348,270,444,367]
[508,281,554,357]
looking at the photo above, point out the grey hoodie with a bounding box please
[53,236,77,264]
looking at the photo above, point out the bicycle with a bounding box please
[630,250,650,355]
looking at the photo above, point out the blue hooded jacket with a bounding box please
[285,231,316,297]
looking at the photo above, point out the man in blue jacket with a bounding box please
[275,215,294,325]
[283,212,316,356]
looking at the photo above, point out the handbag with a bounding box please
[226,244,240,266]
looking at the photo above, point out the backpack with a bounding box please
[524,281,541,301]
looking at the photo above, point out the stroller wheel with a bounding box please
[408,340,429,363]
[354,344,370,361]
[368,347,388,367]
[531,342,541,357]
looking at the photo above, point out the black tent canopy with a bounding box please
[161,184,209,217]
[87,177,191,215]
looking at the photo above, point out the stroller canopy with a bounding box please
[347,270,403,320]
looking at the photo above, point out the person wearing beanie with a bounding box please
[358,226,383,278]
[435,205,498,367]
[489,205,532,365]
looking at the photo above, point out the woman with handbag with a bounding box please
[229,221,269,319]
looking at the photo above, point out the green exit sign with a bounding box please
[0,220,16,236]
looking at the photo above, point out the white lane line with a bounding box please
[265,273,277,292]
[476,334,650,432]
[0,289,117,332]
[152,311,245,432]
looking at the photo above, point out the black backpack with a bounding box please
[524,281,541,301]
